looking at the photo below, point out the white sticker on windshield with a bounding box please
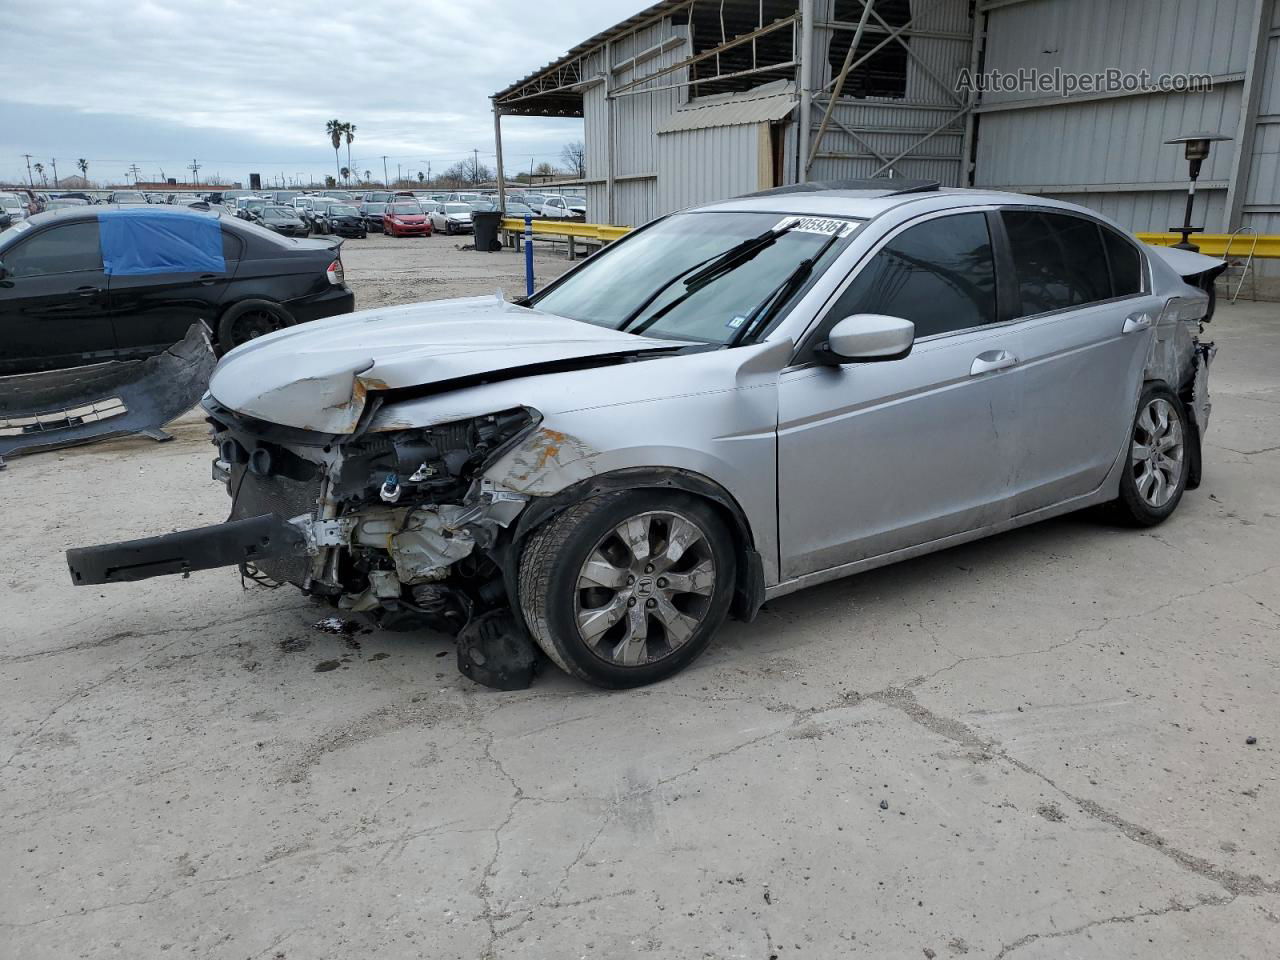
[773,215,857,237]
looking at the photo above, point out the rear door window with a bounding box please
[1002,211,1112,316]
[3,221,103,277]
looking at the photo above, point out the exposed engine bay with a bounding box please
[209,399,539,642]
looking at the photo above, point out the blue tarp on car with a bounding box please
[99,208,225,276]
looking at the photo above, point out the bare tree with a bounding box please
[445,155,493,186]
[560,141,586,179]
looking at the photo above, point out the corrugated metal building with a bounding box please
[492,0,1277,291]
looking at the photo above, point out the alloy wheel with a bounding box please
[573,510,717,667]
[1131,397,1184,507]
[230,310,284,347]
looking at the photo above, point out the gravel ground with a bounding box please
[1,245,1278,960]
[339,229,575,307]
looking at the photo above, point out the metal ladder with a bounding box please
[1218,226,1259,303]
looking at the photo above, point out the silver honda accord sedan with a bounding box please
[68,181,1223,690]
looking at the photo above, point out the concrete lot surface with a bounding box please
[2,240,1278,959]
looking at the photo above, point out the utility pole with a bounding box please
[50,158,59,187]
[22,154,34,186]
[382,156,389,187]
[396,162,402,186]
[472,148,480,185]
[189,158,201,186]
[128,163,142,185]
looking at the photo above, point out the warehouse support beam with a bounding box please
[1224,0,1269,231]
[798,0,813,182]
[605,40,616,225]
[806,0,876,173]
[493,105,506,211]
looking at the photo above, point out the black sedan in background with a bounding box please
[257,205,310,237]
[359,202,386,233]
[326,204,367,238]
[0,206,355,374]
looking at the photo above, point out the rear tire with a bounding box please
[216,299,294,354]
[1114,383,1190,526]
[518,491,736,688]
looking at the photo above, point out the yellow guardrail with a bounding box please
[500,217,631,244]
[499,220,1278,258]
[1136,233,1280,259]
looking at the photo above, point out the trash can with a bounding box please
[471,211,503,252]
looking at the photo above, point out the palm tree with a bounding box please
[344,123,356,180]
[77,158,89,182]
[340,166,351,185]
[364,169,372,183]
[33,162,45,185]
[417,171,425,183]
[325,119,344,181]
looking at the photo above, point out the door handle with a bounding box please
[970,350,1018,375]
[75,286,100,298]
[1122,314,1153,334]
[198,274,218,285]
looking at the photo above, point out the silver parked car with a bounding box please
[430,202,475,235]
[68,182,1222,690]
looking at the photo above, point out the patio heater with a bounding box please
[1164,132,1232,251]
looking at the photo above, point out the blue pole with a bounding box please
[524,215,534,297]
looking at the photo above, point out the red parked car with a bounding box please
[382,201,432,237]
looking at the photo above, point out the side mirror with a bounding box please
[816,313,915,365]
[0,260,8,281]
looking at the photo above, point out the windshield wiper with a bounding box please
[728,228,845,348]
[616,223,797,334]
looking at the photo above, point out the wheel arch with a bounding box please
[502,467,766,626]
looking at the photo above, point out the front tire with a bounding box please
[1114,383,1190,526]
[519,491,736,688]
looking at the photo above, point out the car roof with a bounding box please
[692,184,1110,222]
[18,204,224,229]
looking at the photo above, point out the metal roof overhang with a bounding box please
[492,0,799,117]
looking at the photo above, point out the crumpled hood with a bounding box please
[208,295,683,433]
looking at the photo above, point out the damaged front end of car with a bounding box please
[68,399,546,687]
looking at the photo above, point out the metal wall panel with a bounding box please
[656,124,764,214]
[979,0,1254,110]
[973,0,1261,234]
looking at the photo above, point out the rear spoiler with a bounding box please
[1145,244,1228,287]
[1145,245,1229,321]
[0,324,215,459]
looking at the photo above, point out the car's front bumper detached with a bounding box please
[66,513,305,585]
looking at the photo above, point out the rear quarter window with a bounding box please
[1101,226,1143,296]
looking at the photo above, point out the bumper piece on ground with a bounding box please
[455,610,542,690]
[0,323,216,459]
[66,513,305,585]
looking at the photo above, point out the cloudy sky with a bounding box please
[1,0,644,188]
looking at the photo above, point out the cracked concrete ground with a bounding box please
[1,242,1278,958]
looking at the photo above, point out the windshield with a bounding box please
[530,211,861,345]
[364,203,386,213]
[330,205,358,216]
[0,196,23,210]
[389,203,422,215]
[265,206,294,218]
[113,192,145,202]
[444,203,471,215]
[565,197,585,205]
